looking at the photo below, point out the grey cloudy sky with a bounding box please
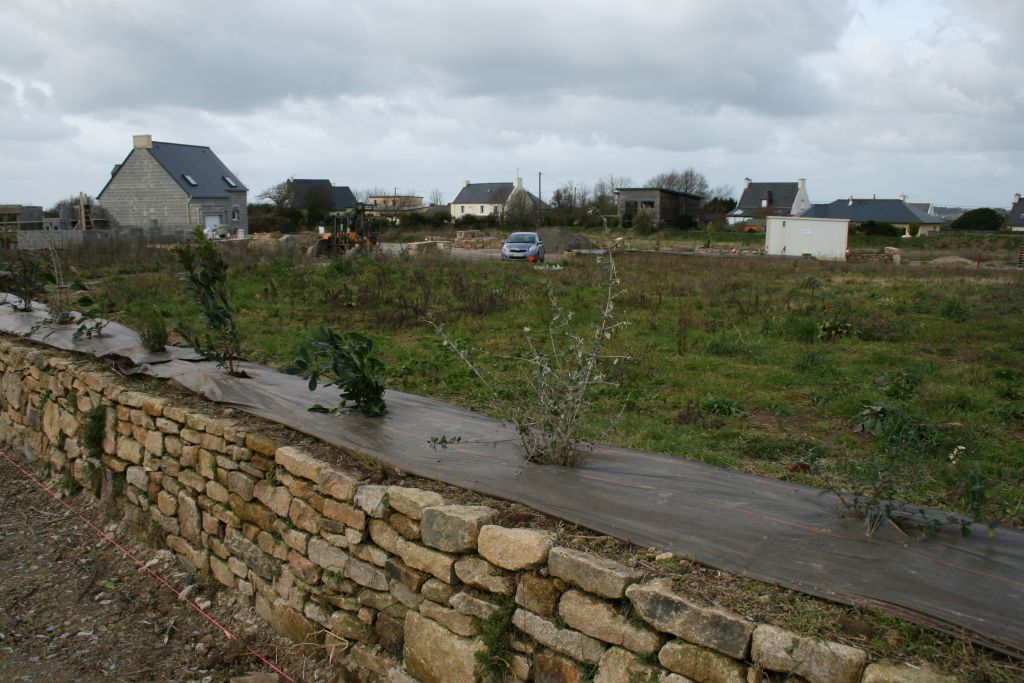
[2,0,1022,208]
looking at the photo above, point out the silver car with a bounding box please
[501,231,545,262]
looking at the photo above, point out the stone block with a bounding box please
[421,505,496,553]
[478,525,554,570]
[275,445,322,483]
[421,578,454,605]
[288,498,320,534]
[396,537,457,583]
[116,437,143,465]
[626,582,753,659]
[226,471,256,500]
[369,518,401,554]
[288,549,322,585]
[449,592,500,620]
[659,641,746,683]
[388,486,443,520]
[229,494,278,532]
[255,593,319,645]
[205,481,229,503]
[353,543,389,567]
[318,466,358,501]
[177,492,202,545]
[354,484,389,518]
[512,609,606,664]
[751,624,867,683]
[390,513,420,539]
[324,498,366,530]
[403,610,484,683]
[594,646,674,683]
[862,663,958,683]
[253,479,292,517]
[559,590,663,655]
[454,556,515,594]
[516,573,562,618]
[548,546,640,599]
[534,650,587,683]
[197,448,217,480]
[346,556,390,591]
[245,433,279,457]
[376,612,406,658]
[126,465,148,490]
[224,526,279,580]
[308,537,349,571]
[419,600,479,637]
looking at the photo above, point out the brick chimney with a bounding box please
[743,177,751,190]
[1014,193,1021,204]
[513,176,523,189]
[899,193,907,202]
[462,179,471,188]
[133,134,152,149]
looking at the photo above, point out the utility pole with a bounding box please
[537,172,542,228]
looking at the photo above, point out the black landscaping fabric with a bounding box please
[2,304,1022,657]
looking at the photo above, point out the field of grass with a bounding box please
[71,240,1024,536]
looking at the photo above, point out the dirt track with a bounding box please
[0,452,336,683]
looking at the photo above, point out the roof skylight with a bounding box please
[182,174,198,186]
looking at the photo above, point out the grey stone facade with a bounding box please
[97,137,248,234]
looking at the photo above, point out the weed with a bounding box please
[288,327,387,417]
[134,306,169,352]
[65,390,78,412]
[700,394,746,416]
[853,404,943,455]
[883,371,921,401]
[432,254,628,467]
[174,227,245,376]
[938,298,968,322]
[82,404,106,457]
[1,252,47,311]
[474,595,516,682]
[60,473,83,497]
[816,318,855,342]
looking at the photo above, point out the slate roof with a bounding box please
[732,182,799,217]
[617,187,705,199]
[1008,198,1024,227]
[147,142,247,198]
[452,182,515,205]
[801,199,945,224]
[286,179,358,211]
[99,141,248,199]
[452,182,544,208]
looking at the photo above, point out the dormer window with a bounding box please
[223,176,237,188]
[182,174,198,187]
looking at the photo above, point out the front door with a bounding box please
[204,215,221,236]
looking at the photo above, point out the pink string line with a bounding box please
[0,448,296,683]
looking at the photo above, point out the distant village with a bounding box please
[3,134,1023,254]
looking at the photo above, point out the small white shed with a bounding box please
[765,216,849,260]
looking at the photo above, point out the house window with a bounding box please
[223,176,238,188]
[480,205,484,214]
[231,207,240,221]
[641,200,655,209]
[182,174,198,187]
[460,205,465,214]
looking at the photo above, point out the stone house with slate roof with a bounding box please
[801,197,946,233]
[727,178,811,225]
[285,179,359,214]
[450,177,542,220]
[1008,193,1024,232]
[97,135,248,237]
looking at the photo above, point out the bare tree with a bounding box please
[429,188,446,206]
[356,187,390,202]
[645,167,709,196]
[257,181,294,209]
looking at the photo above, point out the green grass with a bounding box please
[67,243,1024,532]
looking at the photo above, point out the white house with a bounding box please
[765,215,849,260]
[728,178,811,225]
[449,177,541,220]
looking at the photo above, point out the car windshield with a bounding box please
[507,233,537,244]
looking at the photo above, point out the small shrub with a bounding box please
[700,394,745,416]
[883,371,921,401]
[82,404,106,457]
[288,327,387,416]
[174,227,245,376]
[1,252,47,311]
[853,404,942,454]
[632,212,655,235]
[135,308,169,353]
[938,298,968,322]
[949,207,1003,232]
[816,318,855,342]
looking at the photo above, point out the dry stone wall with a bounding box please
[0,338,956,683]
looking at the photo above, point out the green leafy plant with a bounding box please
[474,596,516,682]
[816,317,854,342]
[287,327,387,416]
[133,306,169,352]
[1,252,47,311]
[699,394,745,416]
[69,280,110,341]
[174,226,245,376]
[82,404,106,457]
